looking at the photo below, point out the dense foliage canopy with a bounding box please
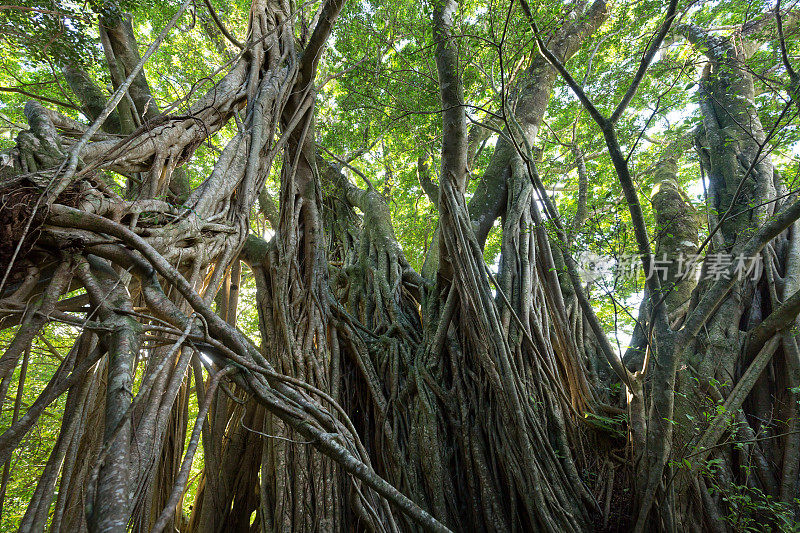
[0,0,798,531]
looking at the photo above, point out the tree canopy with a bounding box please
[0,0,799,531]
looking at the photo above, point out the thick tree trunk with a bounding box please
[2,1,798,532]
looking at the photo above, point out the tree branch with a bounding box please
[433,0,468,194]
[0,86,78,110]
[202,0,243,49]
[417,155,439,207]
[610,0,679,123]
[679,195,800,344]
[299,0,347,88]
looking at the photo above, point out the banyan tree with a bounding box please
[0,0,798,531]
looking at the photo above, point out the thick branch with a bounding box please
[433,0,468,194]
[299,0,347,88]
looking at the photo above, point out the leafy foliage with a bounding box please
[1,0,799,529]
